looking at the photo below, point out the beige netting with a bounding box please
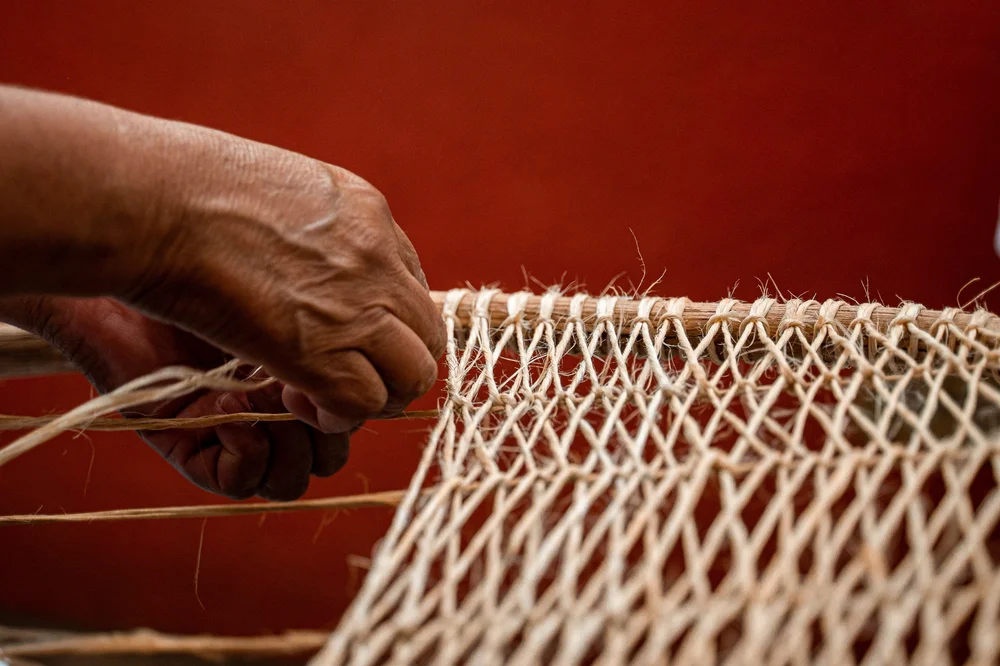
[316,289,1000,665]
[2,288,1000,665]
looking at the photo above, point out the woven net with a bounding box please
[2,288,1000,665]
[311,289,1000,665]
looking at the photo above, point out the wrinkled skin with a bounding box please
[1,295,353,501]
[0,87,446,500]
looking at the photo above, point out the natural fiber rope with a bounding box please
[0,359,277,467]
[0,407,443,432]
[4,288,1000,665]
[314,289,1000,665]
[2,291,990,470]
[0,488,409,524]
[1,627,328,659]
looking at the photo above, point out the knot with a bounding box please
[778,299,819,336]
[849,303,878,331]
[739,298,776,338]
[966,309,993,338]
[738,316,768,337]
[816,300,846,332]
[632,297,661,328]
[707,298,741,330]
[568,293,589,321]
[595,295,618,327]
[450,394,476,410]
[661,297,688,331]
[443,288,469,321]
[930,308,960,337]
[501,291,531,327]
[473,288,501,321]
[537,291,560,323]
[889,303,922,331]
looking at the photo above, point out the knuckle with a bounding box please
[341,220,394,270]
[330,166,391,219]
[338,371,388,418]
[353,180,390,214]
[324,162,377,194]
[367,188,390,214]
[368,304,397,330]
[284,355,339,395]
[351,221,385,253]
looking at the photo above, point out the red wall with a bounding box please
[1,1,998,636]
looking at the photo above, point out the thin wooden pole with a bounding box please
[0,290,996,379]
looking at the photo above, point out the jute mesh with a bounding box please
[2,288,1000,665]
[312,289,1000,665]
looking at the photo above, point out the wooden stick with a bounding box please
[436,290,1000,335]
[2,290,997,380]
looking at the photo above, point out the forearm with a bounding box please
[0,85,248,299]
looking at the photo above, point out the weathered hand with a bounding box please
[0,87,446,499]
[1,295,349,500]
[126,143,446,435]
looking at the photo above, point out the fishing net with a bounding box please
[3,288,1000,665]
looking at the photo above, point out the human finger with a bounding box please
[160,391,270,500]
[247,383,315,501]
[362,315,439,416]
[280,350,388,433]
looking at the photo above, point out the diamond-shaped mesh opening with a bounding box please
[315,292,1000,666]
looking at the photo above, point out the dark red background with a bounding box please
[1,1,998,636]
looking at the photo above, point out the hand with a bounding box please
[1,295,350,500]
[0,88,446,499]
[125,141,446,435]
